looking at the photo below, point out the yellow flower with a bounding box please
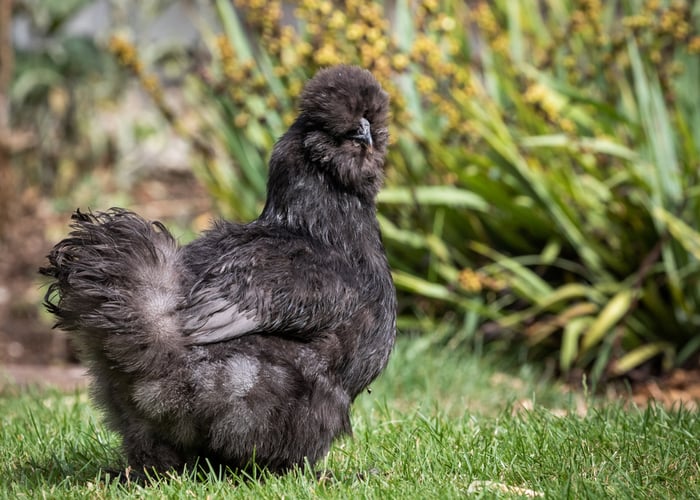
[234,113,250,129]
[437,14,457,32]
[421,0,438,13]
[282,111,295,127]
[445,39,460,57]
[288,79,303,97]
[141,74,161,96]
[306,22,321,36]
[372,37,388,54]
[458,269,482,293]
[622,14,651,29]
[108,35,141,71]
[229,88,245,105]
[458,120,477,136]
[689,36,700,54]
[366,27,382,43]
[491,35,509,55]
[314,43,341,66]
[411,34,437,58]
[318,0,332,16]
[439,102,460,129]
[416,74,436,94]
[297,41,313,58]
[474,2,498,37]
[360,44,381,67]
[560,118,575,133]
[252,74,267,91]
[660,10,677,32]
[346,23,365,41]
[673,21,689,41]
[392,53,410,71]
[328,10,346,30]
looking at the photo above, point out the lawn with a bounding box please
[1,337,698,498]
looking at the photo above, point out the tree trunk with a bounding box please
[0,0,14,238]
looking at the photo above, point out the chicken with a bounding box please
[40,65,396,476]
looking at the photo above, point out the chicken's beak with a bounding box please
[352,117,373,149]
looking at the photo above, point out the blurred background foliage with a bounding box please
[7,0,700,384]
[10,0,120,194]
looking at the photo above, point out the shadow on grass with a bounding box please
[7,450,362,490]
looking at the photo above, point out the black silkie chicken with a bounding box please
[40,65,396,476]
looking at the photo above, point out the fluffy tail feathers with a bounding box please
[40,209,186,374]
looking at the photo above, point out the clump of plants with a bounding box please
[110,0,700,383]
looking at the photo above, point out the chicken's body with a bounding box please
[40,66,396,475]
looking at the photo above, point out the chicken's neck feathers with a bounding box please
[260,133,381,254]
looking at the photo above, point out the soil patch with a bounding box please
[0,169,213,370]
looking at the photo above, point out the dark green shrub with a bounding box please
[113,0,700,382]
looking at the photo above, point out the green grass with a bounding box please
[1,338,698,498]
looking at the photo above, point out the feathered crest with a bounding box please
[299,65,389,142]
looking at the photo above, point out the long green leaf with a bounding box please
[628,38,682,206]
[653,207,700,262]
[612,342,672,375]
[560,317,592,372]
[471,242,553,304]
[215,0,253,61]
[581,290,633,351]
[377,186,489,211]
[392,270,458,302]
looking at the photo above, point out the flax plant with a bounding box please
[111,0,700,382]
